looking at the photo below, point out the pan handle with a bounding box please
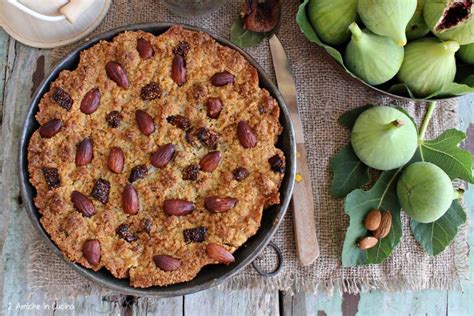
[251,241,283,277]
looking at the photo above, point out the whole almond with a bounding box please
[364,209,382,231]
[71,191,96,217]
[204,196,237,213]
[153,255,181,271]
[206,243,235,264]
[206,98,223,119]
[163,199,195,216]
[135,110,155,136]
[211,71,235,86]
[199,151,222,172]
[137,38,154,59]
[107,147,125,173]
[105,61,129,89]
[122,184,139,215]
[150,143,176,168]
[80,88,100,114]
[357,236,379,250]
[171,54,187,86]
[82,239,101,265]
[75,138,93,166]
[237,120,257,148]
[373,211,392,239]
[39,119,62,138]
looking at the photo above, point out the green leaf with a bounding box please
[388,83,416,99]
[330,144,370,198]
[387,81,474,100]
[338,104,374,129]
[230,16,278,48]
[342,169,403,267]
[413,129,474,183]
[296,0,474,99]
[425,82,474,99]
[410,200,466,256]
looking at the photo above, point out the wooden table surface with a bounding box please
[1,28,473,316]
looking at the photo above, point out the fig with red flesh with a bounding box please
[242,0,281,33]
[424,0,474,45]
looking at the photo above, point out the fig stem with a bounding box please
[391,119,404,127]
[348,22,363,41]
[454,188,464,200]
[418,101,437,142]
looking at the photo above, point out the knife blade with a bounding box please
[269,34,319,266]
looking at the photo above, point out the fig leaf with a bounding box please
[410,200,467,256]
[230,16,278,48]
[342,169,403,267]
[338,104,374,129]
[330,144,369,198]
[413,129,474,183]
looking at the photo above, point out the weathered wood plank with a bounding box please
[445,93,474,316]
[0,29,9,120]
[1,40,47,314]
[184,288,279,316]
[139,296,183,315]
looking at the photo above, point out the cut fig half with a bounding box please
[242,0,281,33]
[434,0,472,32]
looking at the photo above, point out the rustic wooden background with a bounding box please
[1,28,473,315]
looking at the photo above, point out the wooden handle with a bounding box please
[59,0,93,23]
[292,143,319,266]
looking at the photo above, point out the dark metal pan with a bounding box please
[19,23,296,297]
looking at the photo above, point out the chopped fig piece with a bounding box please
[182,164,200,181]
[91,178,110,204]
[196,127,219,149]
[106,111,122,128]
[140,82,161,100]
[42,167,60,189]
[52,88,73,111]
[233,167,249,181]
[129,164,148,183]
[243,0,281,33]
[183,227,207,243]
[116,223,138,242]
[268,154,285,173]
[167,115,191,130]
[173,41,190,56]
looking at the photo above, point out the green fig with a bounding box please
[406,0,431,40]
[308,0,358,46]
[397,162,454,223]
[351,106,418,171]
[397,38,459,97]
[358,0,417,46]
[424,0,474,45]
[344,23,404,85]
[458,43,474,64]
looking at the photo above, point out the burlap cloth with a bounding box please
[24,0,469,298]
